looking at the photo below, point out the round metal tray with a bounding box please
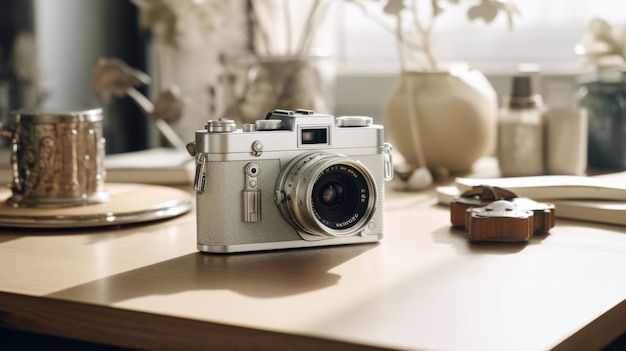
[0,183,192,228]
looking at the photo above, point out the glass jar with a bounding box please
[497,105,544,176]
[497,75,545,177]
[577,78,626,170]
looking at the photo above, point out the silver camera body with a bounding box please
[189,109,393,253]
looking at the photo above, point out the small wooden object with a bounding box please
[467,200,534,243]
[450,185,517,228]
[511,197,555,235]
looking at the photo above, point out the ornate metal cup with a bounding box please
[1,108,109,207]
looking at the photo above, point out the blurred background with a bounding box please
[1,0,148,154]
[0,0,623,155]
[334,0,624,117]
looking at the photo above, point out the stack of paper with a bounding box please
[437,173,626,226]
[104,148,195,185]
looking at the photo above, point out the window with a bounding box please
[335,0,625,74]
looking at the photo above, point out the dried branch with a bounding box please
[347,0,519,71]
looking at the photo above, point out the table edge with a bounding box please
[0,291,392,351]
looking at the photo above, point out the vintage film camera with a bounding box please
[187,109,394,253]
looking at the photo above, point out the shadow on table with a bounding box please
[47,243,377,302]
[430,224,550,255]
[0,233,21,244]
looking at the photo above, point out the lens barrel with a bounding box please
[276,152,376,238]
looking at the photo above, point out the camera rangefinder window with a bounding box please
[313,164,370,230]
[300,127,328,145]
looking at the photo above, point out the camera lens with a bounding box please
[276,152,376,238]
[319,182,344,207]
[312,166,370,230]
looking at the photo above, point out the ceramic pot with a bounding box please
[150,40,224,142]
[223,55,335,125]
[384,67,498,173]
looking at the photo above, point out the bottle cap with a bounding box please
[508,75,538,108]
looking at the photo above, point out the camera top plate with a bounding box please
[190,109,386,161]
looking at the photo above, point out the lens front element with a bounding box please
[276,152,376,238]
[313,164,371,230]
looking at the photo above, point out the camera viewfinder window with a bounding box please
[301,128,329,145]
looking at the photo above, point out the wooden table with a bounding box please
[1,182,625,350]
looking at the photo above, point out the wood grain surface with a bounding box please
[0,181,625,350]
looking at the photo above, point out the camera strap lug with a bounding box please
[194,154,208,193]
[251,140,263,156]
[383,143,394,181]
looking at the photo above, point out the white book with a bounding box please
[103,148,195,185]
[436,172,626,226]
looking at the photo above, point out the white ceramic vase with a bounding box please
[150,40,223,142]
[223,55,335,125]
[384,66,498,174]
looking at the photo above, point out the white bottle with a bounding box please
[543,83,588,175]
[497,75,545,177]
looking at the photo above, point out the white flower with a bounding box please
[575,17,626,71]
